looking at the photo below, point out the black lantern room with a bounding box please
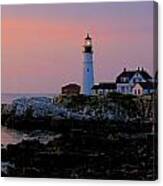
[83,33,93,53]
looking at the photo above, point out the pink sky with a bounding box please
[2,2,155,93]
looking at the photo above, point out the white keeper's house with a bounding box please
[92,67,156,96]
[116,67,153,94]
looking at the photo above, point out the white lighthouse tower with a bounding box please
[83,33,94,95]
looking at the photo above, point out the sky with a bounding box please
[2,1,155,93]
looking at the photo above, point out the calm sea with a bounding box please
[1,93,56,104]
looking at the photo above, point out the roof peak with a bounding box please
[116,68,152,83]
[85,33,91,40]
[122,67,146,73]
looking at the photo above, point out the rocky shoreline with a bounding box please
[1,120,157,180]
[1,93,158,179]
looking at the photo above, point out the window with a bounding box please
[87,68,89,72]
[138,89,141,95]
[121,77,128,83]
[136,78,141,82]
[121,86,125,93]
[134,89,137,95]
[98,89,103,95]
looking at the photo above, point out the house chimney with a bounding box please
[137,66,140,71]
[141,67,144,71]
[123,67,126,72]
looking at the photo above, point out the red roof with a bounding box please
[62,83,80,89]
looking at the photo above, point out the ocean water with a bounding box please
[1,126,58,146]
[1,93,57,145]
[1,93,56,104]
[1,127,24,146]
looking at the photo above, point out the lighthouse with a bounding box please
[83,33,94,95]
